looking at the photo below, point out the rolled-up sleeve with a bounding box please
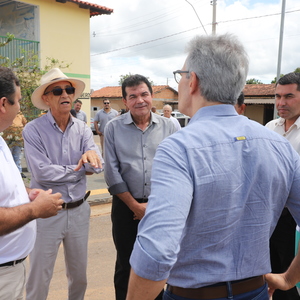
[104,120,129,195]
[129,139,193,280]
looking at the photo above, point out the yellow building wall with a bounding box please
[245,105,264,124]
[21,0,91,121]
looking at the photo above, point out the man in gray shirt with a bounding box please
[94,98,118,154]
[73,99,87,122]
[104,74,176,300]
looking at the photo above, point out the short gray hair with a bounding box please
[163,104,172,111]
[185,34,249,105]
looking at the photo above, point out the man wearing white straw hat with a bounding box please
[23,68,104,300]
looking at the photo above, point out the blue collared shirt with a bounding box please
[23,110,103,203]
[130,104,300,288]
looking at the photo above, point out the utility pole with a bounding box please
[273,0,286,119]
[211,0,217,35]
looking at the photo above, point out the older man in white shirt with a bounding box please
[162,104,181,131]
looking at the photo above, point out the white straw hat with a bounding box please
[31,68,85,110]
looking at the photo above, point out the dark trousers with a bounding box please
[270,208,300,300]
[111,195,163,300]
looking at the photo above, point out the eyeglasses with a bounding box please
[44,87,75,96]
[173,70,189,84]
[104,102,110,104]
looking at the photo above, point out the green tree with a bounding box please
[118,73,154,85]
[271,68,300,83]
[1,35,70,120]
[246,78,263,84]
[271,74,284,84]
[0,33,14,55]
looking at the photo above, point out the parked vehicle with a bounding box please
[161,111,190,127]
[90,118,97,135]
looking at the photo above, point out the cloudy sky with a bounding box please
[89,0,300,91]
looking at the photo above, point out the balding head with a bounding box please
[163,105,173,118]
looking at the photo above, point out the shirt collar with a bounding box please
[189,104,238,125]
[294,117,300,129]
[0,136,4,149]
[272,116,300,129]
[46,110,74,129]
[123,111,157,125]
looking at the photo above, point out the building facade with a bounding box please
[0,0,113,121]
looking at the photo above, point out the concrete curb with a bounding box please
[88,196,112,206]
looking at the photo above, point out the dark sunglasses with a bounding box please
[104,102,110,104]
[44,86,75,96]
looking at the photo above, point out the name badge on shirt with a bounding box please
[235,136,246,141]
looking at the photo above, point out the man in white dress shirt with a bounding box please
[163,104,181,131]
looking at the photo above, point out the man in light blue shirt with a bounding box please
[126,34,300,300]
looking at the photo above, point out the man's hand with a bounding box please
[28,188,43,201]
[30,189,63,219]
[0,189,63,236]
[116,192,147,220]
[265,273,295,297]
[74,150,102,171]
[133,203,147,220]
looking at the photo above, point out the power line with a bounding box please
[91,27,198,56]
[91,8,300,57]
[91,0,209,37]
[217,8,299,24]
[91,3,186,36]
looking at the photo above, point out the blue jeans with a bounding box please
[10,146,22,173]
[163,283,268,300]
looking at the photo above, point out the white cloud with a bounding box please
[90,0,300,90]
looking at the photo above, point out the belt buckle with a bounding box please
[62,203,67,210]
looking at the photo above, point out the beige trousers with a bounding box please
[0,261,26,300]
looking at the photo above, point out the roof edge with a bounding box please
[60,0,113,17]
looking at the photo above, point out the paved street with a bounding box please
[46,204,115,300]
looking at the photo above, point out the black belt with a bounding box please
[0,256,27,267]
[62,191,91,209]
[167,276,265,299]
[135,198,148,203]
